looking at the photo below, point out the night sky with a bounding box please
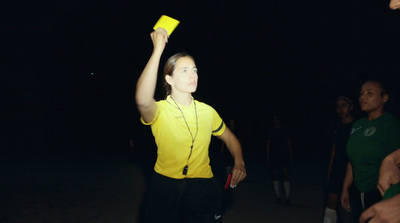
[3,1,400,156]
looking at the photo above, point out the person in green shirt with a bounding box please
[341,80,400,221]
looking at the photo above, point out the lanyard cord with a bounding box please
[170,96,198,175]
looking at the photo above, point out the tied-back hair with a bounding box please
[163,52,195,97]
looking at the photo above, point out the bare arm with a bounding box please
[341,162,354,211]
[135,28,168,123]
[378,148,400,195]
[217,127,246,188]
[360,194,400,223]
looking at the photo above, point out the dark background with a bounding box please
[2,0,400,159]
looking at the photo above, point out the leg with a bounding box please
[326,193,338,209]
[181,178,223,223]
[282,167,291,206]
[144,173,181,223]
[271,167,281,204]
[323,193,338,223]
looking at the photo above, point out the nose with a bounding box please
[190,70,197,78]
[359,93,365,100]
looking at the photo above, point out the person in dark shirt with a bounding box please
[323,96,355,223]
[266,114,293,206]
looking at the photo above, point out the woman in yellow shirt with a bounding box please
[135,28,246,223]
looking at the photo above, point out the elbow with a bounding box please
[135,93,151,107]
[135,96,146,107]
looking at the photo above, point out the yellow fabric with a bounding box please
[141,96,225,179]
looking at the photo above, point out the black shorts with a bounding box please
[327,167,346,194]
[351,188,382,220]
[144,172,223,223]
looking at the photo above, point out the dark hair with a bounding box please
[163,52,195,96]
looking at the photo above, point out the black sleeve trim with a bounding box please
[213,121,224,133]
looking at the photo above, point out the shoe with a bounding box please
[275,198,281,204]
[284,199,291,206]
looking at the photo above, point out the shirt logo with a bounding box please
[214,214,221,219]
[351,126,362,135]
[364,127,376,137]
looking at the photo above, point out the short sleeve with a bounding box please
[140,103,160,125]
[211,107,225,136]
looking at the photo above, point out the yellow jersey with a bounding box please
[141,96,225,179]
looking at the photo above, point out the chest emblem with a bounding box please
[364,127,376,137]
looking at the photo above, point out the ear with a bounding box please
[165,74,173,86]
[383,93,389,103]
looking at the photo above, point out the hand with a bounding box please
[150,28,169,54]
[230,162,246,188]
[377,155,400,196]
[390,0,400,10]
[341,189,352,211]
[359,194,400,223]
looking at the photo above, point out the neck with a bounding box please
[368,110,385,120]
[341,116,354,124]
[170,93,192,106]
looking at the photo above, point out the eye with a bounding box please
[193,68,198,74]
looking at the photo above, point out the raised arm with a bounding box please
[217,127,246,188]
[135,28,168,123]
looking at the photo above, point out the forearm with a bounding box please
[385,149,400,167]
[226,136,245,165]
[342,162,353,191]
[135,50,162,107]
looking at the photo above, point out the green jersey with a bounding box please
[347,113,400,192]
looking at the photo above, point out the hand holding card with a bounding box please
[153,15,180,36]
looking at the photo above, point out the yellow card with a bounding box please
[153,15,180,36]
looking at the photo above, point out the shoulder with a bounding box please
[382,113,400,123]
[382,114,400,132]
[155,98,176,111]
[354,117,367,126]
[156,98,168,105]
[194,99,214,110]
[194,100,220,116]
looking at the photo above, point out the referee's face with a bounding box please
[171,57,198,94]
